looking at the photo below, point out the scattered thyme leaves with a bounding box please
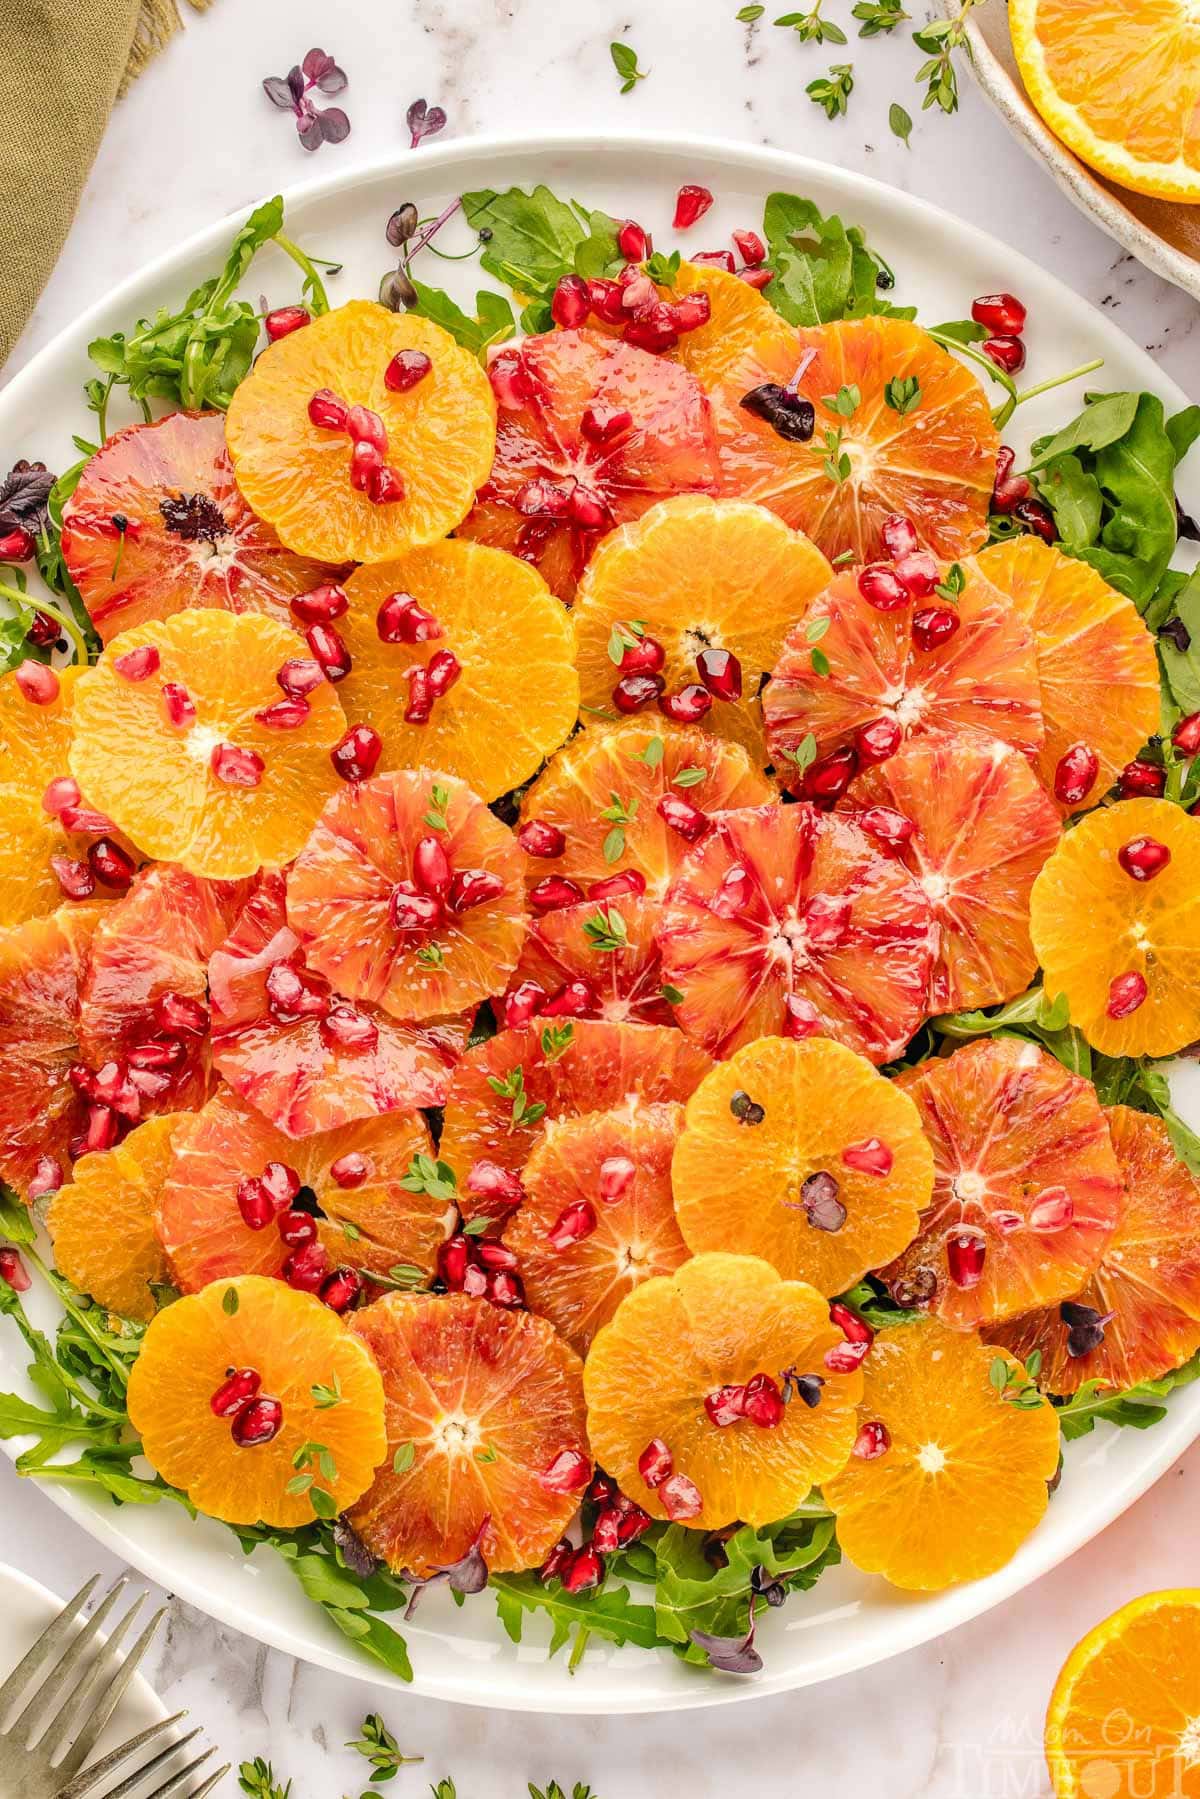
[806,62,855,117]
[610,41,649,93]
[347,1711,423,1779]
[400,1154,458,1201]
[775,3,849,45]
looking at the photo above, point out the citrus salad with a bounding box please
[0,177,1199,1682]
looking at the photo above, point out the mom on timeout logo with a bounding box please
[942,1705,1196,1798]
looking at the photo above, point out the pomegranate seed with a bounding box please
[551,273,592,329]
[504,980,547,1028]
[284,1241,330,1293]
[346,405,388,451]
[581,403,633,446]
[488,349,528,409]
[691,249,736,272]
[705,1384,747,1427]
[237,1178,278,1231]
[308,387,349,430]
[368,464,406,506]
[673,184,714,229]
[800,1169,846,1232]
[27,1155,63,1200]
[15,661,59,705]
[349,441,384,492]
[540,1448,591,1492]
[592,1506,623,1553]
[852,1421,891,1460]
[113,645,160,682]
[405,667,432,724]
[824,1340,868,1374]
[619,635,666,676]
[598,1156,636,1204]
[856,805,915,850]
[841,1137,894,1177]
[711,864,752,919]
[291,584,348,626]
[255,698,310,729]
[659,684,712,725]
[782,994,822,1039]
[1054,742,1100,806]
[855,716,902,765]
[231,1395,284,1446]
[1108,970,1149,1018]
[210,742,264,788]
[587,279,627,325]
[657,792,710,843]
[330,1151,372,1187]
[486,1268,524,1308]
[670,293,712,334]
[426,649,461,697]
[385,349,433,392]
[127,1038,185,1071]
[983,335,1026,374]
[660,1473,703,1520]
[561,1547,604,1593]
[1029,1186,1074,1233]
[991,444,1031,513]
[389,882,442,934]
[613,671,666,713]
[87,839,135,889]
[547,1200,596,1250]
[568,486,611,532]
[438,1236,471,1290]
[858,565,909,612]
[59,802,117,835]
[732,228,766,266]
[972,292,1027,336]
[881,515,919,559]
[306,622,352,681]
[1014,497,1057,544]
[911,606,960,653]
[448,868,505,912]
[277,657,325,698]
[540,1540,573,1584]
[540,978,599,1019]
[1118,759,1166,800]
[829,1301,874,1346]
[265,305,310,341]
[466,1159,525,1212]
[743,1372,786,1428]
[211,1368,262,1416]
[895,550,940,599]
[802,746,858,807]
[51,856,95,901]
[0,526,36,562]
[330,723,382,783]
[80,1104,120,1154]
[1118,835,1171,880]
[476,1240,520,1272]
[739,267,774,291]
[320,1266,363,1313]
[617,218,652,260]
[530,876,584,912]
[265,962,328,1022]
[377,592,443,644]
[462,1263,488,1298]
[260,1161,300,1206]
[637,1439,673,1488]
[0,1246,30,1293]
[321,1005,379,1052]
[1173,711,1200,756]
[91,1059,141,1119]
[413,835,453,897]
[516,478,572,519]
[42,776,81,817]
[154,990,208,1035]
[518,819,566,858]
[696,646,742,701]
[586,869,646,902]
[947,1230,986,1289]
[160,682,196,728]
[623,307,679,353]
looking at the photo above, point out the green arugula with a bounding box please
[1055,1351,1200,1442]
[653,1508,839,1664]
[407,281,516,359]
[493,1571,659,1660]
[760,192,912,327]
[460,186,622,331]
[234,1521,414,1680]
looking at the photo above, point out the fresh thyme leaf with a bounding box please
[661,983,685,1005]
[311,1375,344,1409]
[645,250,682,286]
[673,766,708,788]
[889,101,914,144]
[853,0,908,32]
[805,614,831,643]
[805,62,855,118]
[583,907,629,953]
[461,1214,496,1237]
[222,1287,239,1315]
[821,426,851,485]
[810,646,831,677]
[347,1711,423,1780]
[424,783,451,831]
[935,562,966,604]
[912,0,985,114]
[638,735,665,768]
[540,1021,575,1060]
[884,373,921,413]
[400,1154,458,1201]
[392,1441,416,1474]
[610,40,649,93]
[602,825,625,863]
[782,731,818,772]
[738,2,766,15]
[775,4,849,45]
[822,384,861,418]
[238,1757,292,1799]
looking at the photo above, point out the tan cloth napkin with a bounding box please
[1,0,212,368]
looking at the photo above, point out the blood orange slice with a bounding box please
[285,770,526,1023]
[993,1105,1200,1394]
[226,301,496,564]
[156,1086,443,1293]
[48,1112,184,1321]
[458,328,719,602]
[711,317,999,563]
[506,895,673,1027]
[518,717,771,902]
[571,495,831,760]
[672,1036,932,1295]
[503,1099,690,1353]
[333,540,577,803]
[439,1019,713,1214]
[656,802,934,1062]
[60,411,349,645]
[966,537,1160,812]
[842,730,1062,1013]
[881,1038,1122,1328]
[347,1291,588,1576]
[127,1274,386,1527]
[823,1321,1059,1590]
[584,1253,862,1529]
[764,566,1044,775]
[209,872,464,1137]
[69,611,345,879]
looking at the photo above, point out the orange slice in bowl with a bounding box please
[672,1036,932,1295]
[226,301,496,563]
[48,1111,184,1321]
[505,895,673,1028]
[285,770,526,1023]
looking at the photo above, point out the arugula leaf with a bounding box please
[835,1276,923,1329]
[1055,1350,1200,1442]
[236,1523,414,1680]
[492,1572,659,1657]
[460,186,621,306]
[933,983,1092,1077]
[1157,567,1200,718]
[760,192,912,328]
[408,282,516,359]
[653,1507,839,1663]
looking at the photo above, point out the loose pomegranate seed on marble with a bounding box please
[306,622,352,681]
[448,868,505,912]
[308,387,349,430]
[696,646,742,702]
[972,292,1027,336]
[855,716,903,765]
[231,1395,284,1446]
[1053,742,1099,806]
[385,349,433,391]
[15,661,59,705]
[911,606,960,653]
[291,583,348,625]
[264,305,310,341]
[530,875,584,912]
[331,723,383,782]
[657,793,710,842]
[330,1151,372,1188]
[504,980,547,1028]
[540,1448,591,1492]
[852,1421,891,1460]
[673,184,714,229]
[857,565,909,613]
[1118,836,1171,881]
[377,591,443,643]
[0,1248,31,1292]
[518,818,566,858]
[947,1230,986,1289]
[659,684,712,725]
[113,645,160,682]
[613,671,666,713]
[1118,759,1166,800]
[210,1367,262,1416]
[551,273,592,329]
[320,1005,379,1052]
[547,1199,597,1250]
[87,839,135,889]
[1173,711,1200,755]
[51,856,96,901]
[637,1438,673,1488]
[660,1473,703,1520]
[277,657,325,698]
[983,335,1026,374]
[255,697,310,730]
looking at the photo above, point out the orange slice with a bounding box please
[584,1252,862,1530]
[571,495,832,761]
[672,1036,932,1294]
[503,1099,690,1354]
[711,317,999,563]
[226,301,496,564]
[127,1274,386,1527]
[967,538,1160,812]
[506,895,673,1028]
[843,730,1062,1013]
[285,770,526,1023]
[881,1038,1122,1328]
[68,611,345,879]
[334,540,577,804]
[656,802,935,1062]
[0,662,76,794]
[48,1112,184,1321]
[1030,798,1200,1058]
[665,261,795,387]
[824,1321,1060,1590]
[348,1291,588,1576]
[993,1105,1200,1395]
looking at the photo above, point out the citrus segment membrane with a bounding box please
[48,1111,184,1322]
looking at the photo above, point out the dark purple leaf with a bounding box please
[0,461,56,535]
[690,1620,763,1675]
[401,1516,490,1617]
[379,267,418,311]
[318,106,351,144]
[302,46,335,82]
[407,98,447,147]
[287,64,306,103]
[316,62,348,95]
[297,109,325,152]
[386,203,419,248]
[332,1516,379,1578]
[262,75,295,110]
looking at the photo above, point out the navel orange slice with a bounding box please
[48,1112,184,1321]
[663,261,795,388]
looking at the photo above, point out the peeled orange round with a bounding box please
[48,1111,184,1321]
[506,894,673,1027]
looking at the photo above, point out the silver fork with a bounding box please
[0,1573,230,1799]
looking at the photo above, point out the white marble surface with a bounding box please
[3,0,1200,1792]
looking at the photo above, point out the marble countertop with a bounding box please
[3,0,1199,1792]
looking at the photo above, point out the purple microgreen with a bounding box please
[690,1618,763,1675]
[386,203,419,248]
[331,1515,380,1578]
[407,97,448,148]
[286,65,306,103]
[262,75,294,109]
[318,108,351,144]
[302,47,347,92]
[0,461,57,537]
[402,1516,491,1617]
[262,50,352,152]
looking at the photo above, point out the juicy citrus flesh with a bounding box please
[0,664,77,795]
[711,317,999,563]
[844,729,1062,1014]
[584,1252,862,1530]
[823,1320,1060,1591]
[1011,0,1200,202]
[458,327,720,602]
[60,410,350,644]
[348,1291,588,1577]
[68,610,346,879]
[335,540,578,804]
[1045,1589,1200,1799]
[438,1019,713,1210]
[209,871,464,1137]
[507,894,674,1028]
[656,801,935,1062]
[127,1274,387,1528]
[285,769,526,1023]
[663,261,795,388]
[156,1086,441,1293]
[571,494,832,761]
[1030,798,1200,1058]
[226,301,497,564]
[48,1111,184,1322]
[764,565,1045,770]
[967,538,1160,812]
[882,1038,1122,1329]
[519,716,772,901]
[504,1098,690,1354]
[672,1035,933,1295]
[993,1106,1200,1396]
